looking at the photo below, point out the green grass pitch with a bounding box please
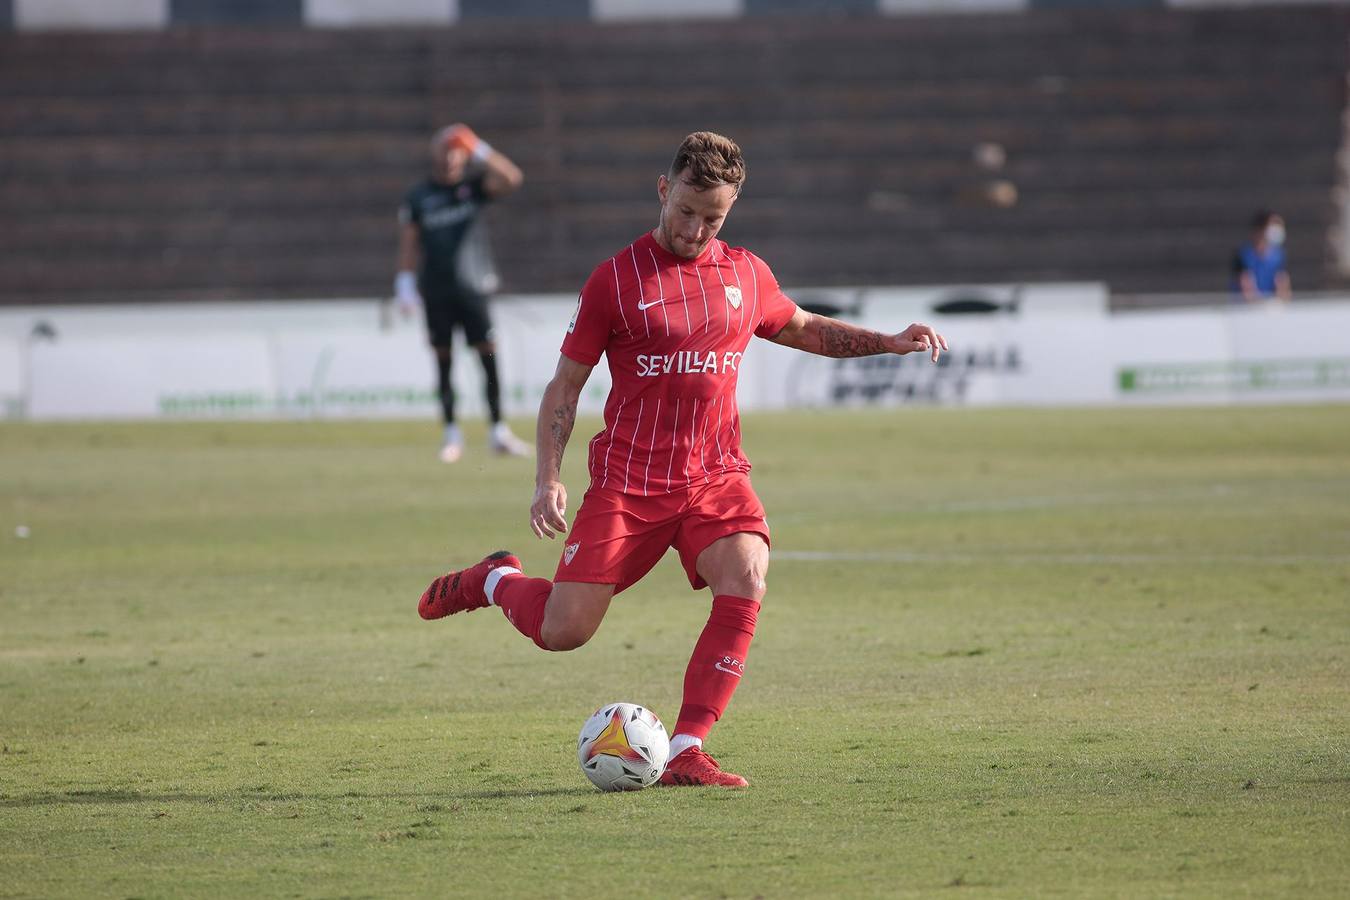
[2,406,1347,898]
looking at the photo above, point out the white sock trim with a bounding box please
[484,566,521,605]
[668,734,702,759]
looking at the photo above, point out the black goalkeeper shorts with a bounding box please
[423,290,494,348]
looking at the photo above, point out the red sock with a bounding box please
[674,594,760,740]
[493,575,554,650]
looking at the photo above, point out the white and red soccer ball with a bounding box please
[577,702,670,791]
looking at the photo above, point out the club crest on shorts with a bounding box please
[564,542,580,565]
[725,285,742,310]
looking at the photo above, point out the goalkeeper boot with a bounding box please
[489,423,531,458]
[439,423,464,463]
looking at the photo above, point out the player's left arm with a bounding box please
[393,216,422,316]
[767,307,948,362]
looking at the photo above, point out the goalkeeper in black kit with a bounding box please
[395,123,530,462]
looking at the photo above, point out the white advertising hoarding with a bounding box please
[0,337,24,419]
[742,283,1113,408]
[1113,304,1350,405]
[27,336,276,420]
[2,287,1348,421]
[4,298,615,421]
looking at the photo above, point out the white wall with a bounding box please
[8,0,1345,31]
[592,0,742,22]
[304,0,455,27]
[2,286,1348,422]
[14,0,168,30]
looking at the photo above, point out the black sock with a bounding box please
[435,351,455,423]
[479,350,502,424]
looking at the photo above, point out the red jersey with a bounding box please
[561,232,798,496]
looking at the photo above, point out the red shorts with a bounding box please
[553,472,770,594]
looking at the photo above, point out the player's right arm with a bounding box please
[532,265,613,538]
[531,355,593,539]
[394,212,422,316]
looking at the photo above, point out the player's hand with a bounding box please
[530,480,568,540]
[444,123,481,156]
[892,322,949,362]
[393,271,421,317]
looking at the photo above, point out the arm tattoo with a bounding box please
[819,322,890,358]
[549,400,577,461]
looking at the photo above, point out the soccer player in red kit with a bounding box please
[418,132,948,787]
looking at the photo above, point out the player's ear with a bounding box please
[657,174,669,205]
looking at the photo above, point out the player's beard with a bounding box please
[657,214,706,260]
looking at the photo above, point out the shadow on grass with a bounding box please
[0,786,595,808]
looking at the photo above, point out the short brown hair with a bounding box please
[668,132,745,194]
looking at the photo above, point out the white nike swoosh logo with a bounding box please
[636,299,664,310]
[713,662,742,677]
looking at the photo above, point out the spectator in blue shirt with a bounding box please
[1231,210,1291,304]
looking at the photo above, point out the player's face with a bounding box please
[434,145,470,183]
[656,172,738,259]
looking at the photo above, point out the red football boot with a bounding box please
[418,550,521,620]
[658,747,749,788]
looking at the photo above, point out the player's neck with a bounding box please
[649,228,713,264]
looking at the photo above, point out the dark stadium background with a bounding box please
[3,0,1349,307]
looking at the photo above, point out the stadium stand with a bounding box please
[1,5,1347,304]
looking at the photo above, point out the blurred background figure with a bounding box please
[1231,209,1292,306]
[971,141,1019,210]
[396,123,529,462]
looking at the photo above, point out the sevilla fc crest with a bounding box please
[564,542,580,565]
[725,286,742,309]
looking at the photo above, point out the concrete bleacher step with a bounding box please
[1,5,1347,304]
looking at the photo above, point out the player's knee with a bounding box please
[715,562,767,601]
[738,544,770,599]
[540,619,597,652]
[735,574,768,602]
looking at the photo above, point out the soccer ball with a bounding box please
[577,702,670,792]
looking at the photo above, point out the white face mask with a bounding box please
[1265,223,1286,246]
